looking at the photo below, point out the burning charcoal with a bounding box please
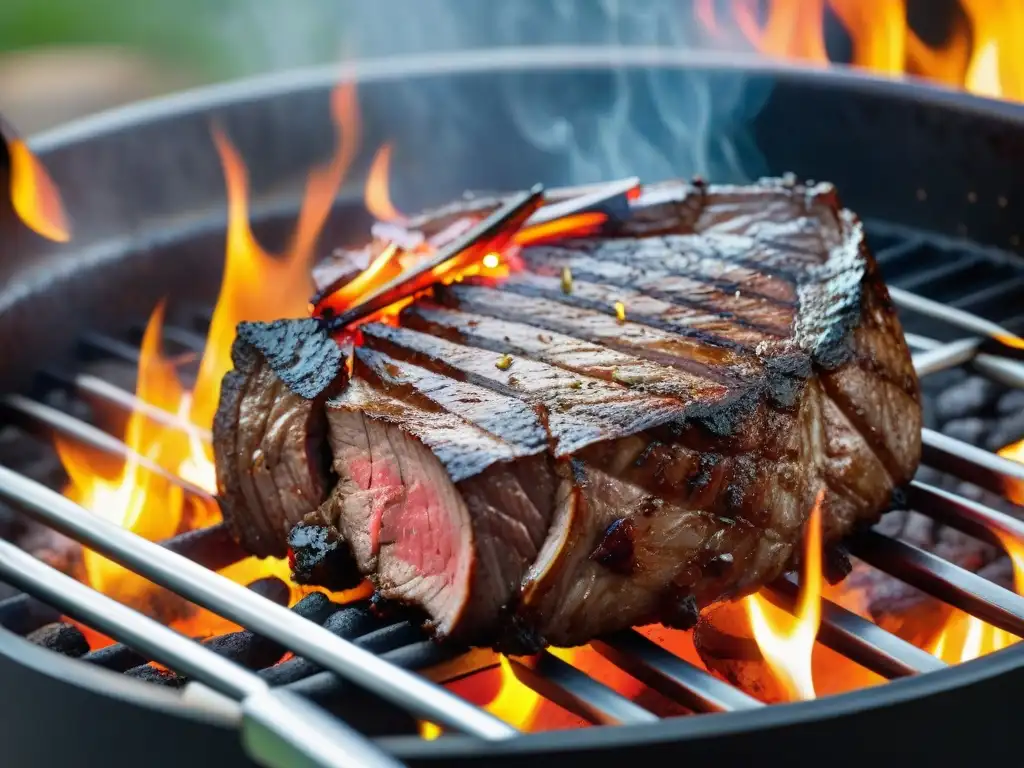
[935,375,999,422]
[933,526,997,572]
[0,593,60,635]
[940,417,988,447]
[920,367,967,398]
[977,557,1015,591]
[996,388,1024,417]
[287,523,363,591]
[258,605,402,686]
[900,511,936,549]
[124,664,184,688]
[281,641,459,737]
[163,523,248,572]
[82,643,148,673]
[985,408,1024,452]
[196,589,342,671]
[692,602,786,704]
[103,588,339,680]
[26,622,89,657]
[246,576,291,606]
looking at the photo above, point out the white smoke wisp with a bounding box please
[205,0,773,185]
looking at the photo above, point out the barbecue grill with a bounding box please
[1,48,1024,767]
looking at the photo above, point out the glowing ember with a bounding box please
[698,2,1024,102]
[746,489,825,701]
[515,211,607,246]
[999,438,1024,504]
[365,143,404,223]
[2,119,70,242]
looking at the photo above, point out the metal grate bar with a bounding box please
[0,465,515,739]
[79,332,143,365]
[907,481,1024,550]
[0,393,212,500]
[66,370,211,441]
[921,427,1024,497]
[507,652,658,726]
[889,285,1024,351]
[909,335,1024,387]
[0,537,404,768]
[850,529,1024,637]
[591,630,762,713]
[763,578,945,677]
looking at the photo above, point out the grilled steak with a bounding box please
[214,319,345,558]
[213,177,921,649]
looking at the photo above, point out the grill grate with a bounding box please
[0,222,1022,767]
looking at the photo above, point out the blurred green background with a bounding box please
[0,0,349,132]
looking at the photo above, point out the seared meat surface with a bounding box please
[214,178,921,649]
[214,319,345,558]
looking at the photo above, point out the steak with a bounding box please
[214,319,345,558]
[213,177,921,650]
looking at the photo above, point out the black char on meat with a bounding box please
[213,178,922,651]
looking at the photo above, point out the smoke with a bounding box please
[206,0,772,184]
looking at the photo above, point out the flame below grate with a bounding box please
[2,26,1024,761]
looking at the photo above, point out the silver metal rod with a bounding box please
[910,335,1024,388]
[0,537,404,768]
[921,427,1024,497]
[1,394,213,500]
[764,578,945,678]
[907,481,1024,552]
[851,529,1024,637]
[73,372,213,442]
[592,630,762,713]
[890,285,1024,352]
[507,653,658,726]
[0,466,514,740]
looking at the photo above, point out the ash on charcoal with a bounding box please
[934,375,999,422]
[997,388,1024,417]
[941,417,989,447]
[985,408,1024,452]
[919,367,967,397]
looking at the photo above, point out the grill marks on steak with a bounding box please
[320,351,556,641]
[214,177,921,649]
[213,319,345,558]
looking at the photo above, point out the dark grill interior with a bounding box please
[0,209,1021,761]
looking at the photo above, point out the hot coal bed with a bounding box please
[1,51,1024,768]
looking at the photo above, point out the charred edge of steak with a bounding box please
[214,318,347,558]
[234,318,344,400]
[287,521,364,591]
[792,209,868,370]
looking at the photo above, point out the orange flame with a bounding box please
[745,489,825,701]
[56,302,189,602]
[702,1,1024,102]
[999,438,1024,505]
[929,524,1024,662]
[56,81,366,620]
[191,80,358,432]
[365,143,404,223]
[5,133,70,243]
